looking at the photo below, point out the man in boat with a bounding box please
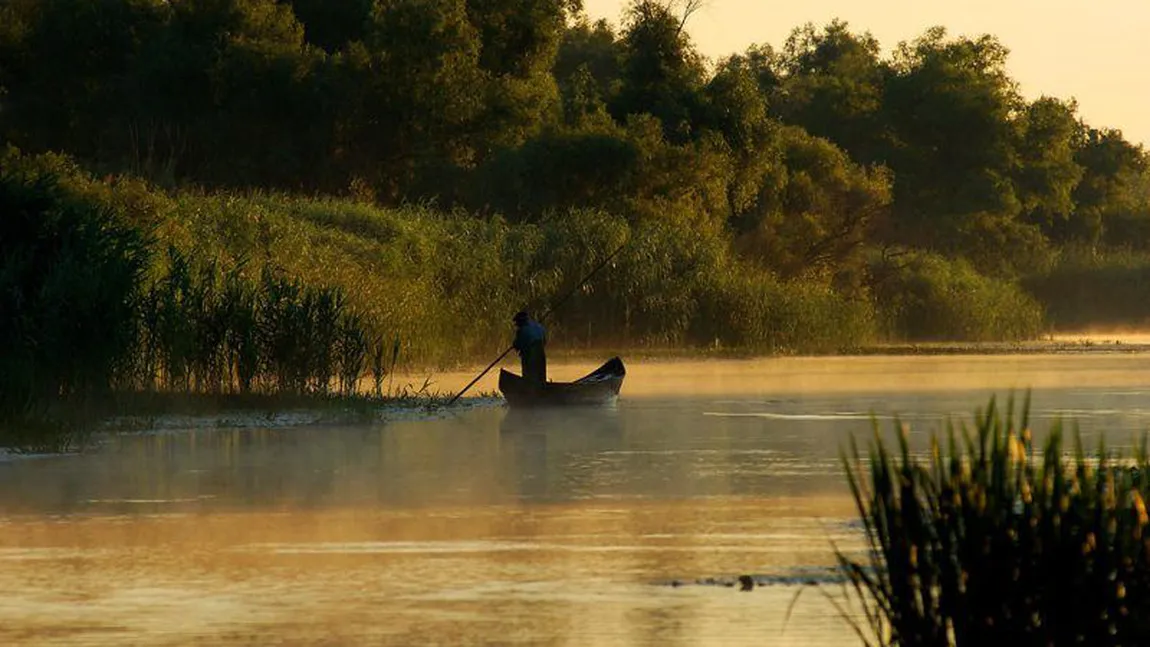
[512,310,547,386]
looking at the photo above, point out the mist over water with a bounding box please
[4,354,1150,645]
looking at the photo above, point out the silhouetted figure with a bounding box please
[512,311,547,386]
[738,575,755,591]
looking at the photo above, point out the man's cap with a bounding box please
[513,311,529,323]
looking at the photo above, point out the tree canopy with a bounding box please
[1,0,1147,280]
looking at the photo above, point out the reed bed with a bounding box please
[130,248,383,397]
[841,395,1150,646]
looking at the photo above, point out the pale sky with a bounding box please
[583,0,1150,147]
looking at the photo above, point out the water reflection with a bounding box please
[4,355,1150,645]
[499,407,623,502]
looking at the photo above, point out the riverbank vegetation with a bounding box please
[841,396,1150,645]
[2,0,1149,446]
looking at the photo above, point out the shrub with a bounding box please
[1023,248,1150,329]
[0,171,149,441]
[695,267,877,353]
[872,252,1045,341]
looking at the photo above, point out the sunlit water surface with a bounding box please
[4,354,1150,645]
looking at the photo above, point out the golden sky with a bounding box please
[583,0,1150,147]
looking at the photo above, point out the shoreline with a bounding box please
[0,392,506,457]
[5,336,1150,454]
[98,391,506,434]
[467,335,1150,367]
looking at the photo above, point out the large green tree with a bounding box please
[287,0,373,52]
[731,126,891,283]
[554,19,622,127]
[1013,97,1084,239]
[466,0,578,78]
[337,0,488,201]
[0,0,167,167]
[464,0,575,153]
[881,27,1036,271]
[774,20,889,165]
[0,0,331,188]
[1072,127,1150,247]
[611,0,706,143]
[144,0,326,187]
[701,55,781,223]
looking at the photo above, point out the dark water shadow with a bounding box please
[498,405,622,436]
[497,406,624,501]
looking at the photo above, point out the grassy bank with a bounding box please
[5,146,1141,449]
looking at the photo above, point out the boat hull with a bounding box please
[499,357,625,408]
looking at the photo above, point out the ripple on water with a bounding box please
[702,411,884,421]
[232,539,853,556]
[0,548,114,561]
[83,496,217,505]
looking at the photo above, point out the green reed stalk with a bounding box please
[134,256,380,399]
[841,394,1150,646]
[370,336,387,398]
[336,313,368,397]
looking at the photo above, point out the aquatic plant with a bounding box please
[134,256,380,397]
[840,395,1150,646]
[694,266,877,353]
[336,313,369,398]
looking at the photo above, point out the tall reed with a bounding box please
[134,255,380,397]
[841,395,1150,646]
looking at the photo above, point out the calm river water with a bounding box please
[4,354,1150,646]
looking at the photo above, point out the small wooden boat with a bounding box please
[499,357,625,408]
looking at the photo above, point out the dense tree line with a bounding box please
[2,0,1147,280]
[5,0,1150,446]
